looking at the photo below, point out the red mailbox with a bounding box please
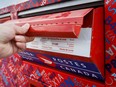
[16,7,105,81]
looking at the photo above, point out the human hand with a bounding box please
[0,23,34,58]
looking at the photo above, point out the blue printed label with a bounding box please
[19,50,104,81]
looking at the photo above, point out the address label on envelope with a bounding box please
[26,28,92,57]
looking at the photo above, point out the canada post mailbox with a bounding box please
[9,7,104,81]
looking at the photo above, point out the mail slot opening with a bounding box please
[82,10,93,28]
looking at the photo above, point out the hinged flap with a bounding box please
[7,8,93,38]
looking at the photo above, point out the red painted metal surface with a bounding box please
[0,5,13,15]
[105,0,116,87]
[0,0,65,15]
[0,54,30,87]
[0,0,112,86]
[23,61,105,87]
[90,7,104,80]
[7,8,92,38]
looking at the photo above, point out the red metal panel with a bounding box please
[0,54,30,87]
[90,7,104,80]
[0,0,65,15]
[23,61,105,87]
[105,0,116,87]
[14,0,65,12]
[26,24,81,38]
[0,6,13,15]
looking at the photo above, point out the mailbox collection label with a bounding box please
[26,28,92,57]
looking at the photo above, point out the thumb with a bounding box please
[14,23,30,34]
